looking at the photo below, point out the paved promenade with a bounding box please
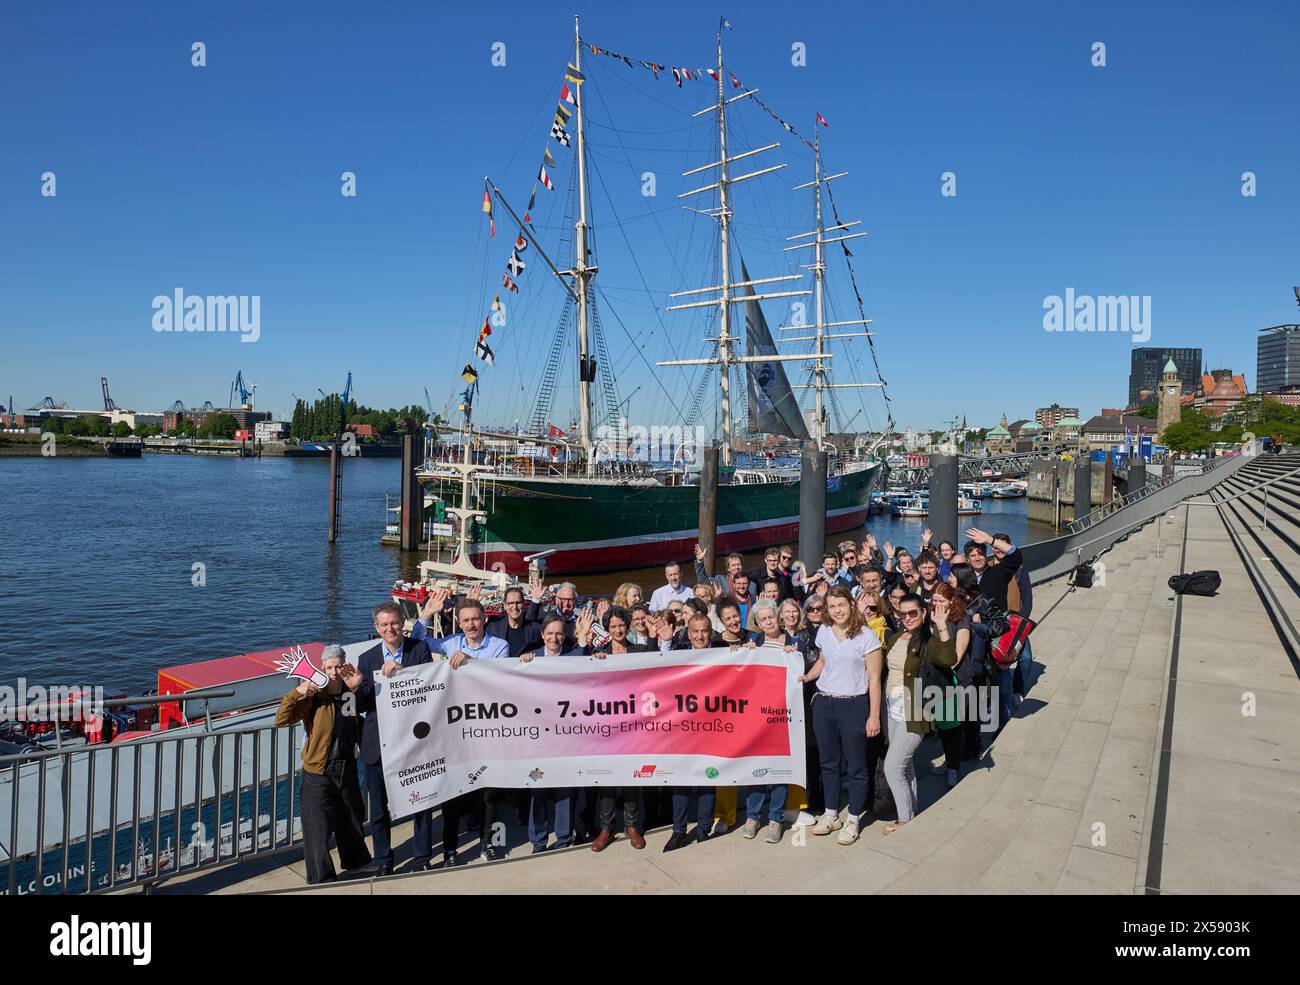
[159,469,1299,895]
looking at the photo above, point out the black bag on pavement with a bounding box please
[1073,563,1094,588]
[1168,570,1221,596]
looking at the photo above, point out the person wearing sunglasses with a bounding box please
[855,589,889,643]
[838,541,862,583]
[880,594,958,833]
[798,585,883,846]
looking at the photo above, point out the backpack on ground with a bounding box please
[1072,563,1095,588]
[1168,570,1221,596]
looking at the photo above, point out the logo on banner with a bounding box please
[528,768,545,782]
[752,768,769,778]
[468,765,488,784]
[704,766,720,779]
[632,764,657,778]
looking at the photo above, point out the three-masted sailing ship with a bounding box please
[417,18,891,577]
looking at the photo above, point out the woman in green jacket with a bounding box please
[880,593,958,833]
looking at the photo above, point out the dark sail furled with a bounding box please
[740,258,809,441]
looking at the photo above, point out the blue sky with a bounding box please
[2,1,1297,434]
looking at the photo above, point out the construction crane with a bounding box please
[100,377,118,411]
[229,370,257,411]
[29,397,68,410]
[166,400,185,413]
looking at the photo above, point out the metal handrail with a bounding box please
[1184,460,1300,530]
[1063,457,1234,534]
[3,718,306,896]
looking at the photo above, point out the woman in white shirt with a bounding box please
[797,585,883,845]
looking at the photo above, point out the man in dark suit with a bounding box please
[354,601,440,873]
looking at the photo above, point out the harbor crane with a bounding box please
[100,377,118,411]
[229,370,257,411]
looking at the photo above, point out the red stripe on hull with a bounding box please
[474,507,870,576]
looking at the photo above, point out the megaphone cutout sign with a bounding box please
[276,644,327,687]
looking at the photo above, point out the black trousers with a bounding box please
[939,726,964,771]
[438,793,469,857]
[597,789,640,831]
[802,683,825,815]
[300,760,371,884]
[364,760,432,867]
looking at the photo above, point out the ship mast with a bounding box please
[573,15,595,461]
[785,128,875,449]
[714,32,735,466]
[659,28,816,465]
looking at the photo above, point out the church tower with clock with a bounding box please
[1156,357,1183,440]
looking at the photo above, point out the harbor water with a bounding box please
[0,456,1054,694]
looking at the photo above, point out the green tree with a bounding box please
[44,416,65,434]
[84,415,111,437]
[111,421,132,437]
[1133,404,1158,420]
[200,412,238,439]
[135,423,159,438]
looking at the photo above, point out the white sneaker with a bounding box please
[811,811,844,836]
[946,769,959,788]
[741,819,759,839]
[836,819,861,845]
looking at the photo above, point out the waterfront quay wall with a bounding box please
[1026,459,1112,526]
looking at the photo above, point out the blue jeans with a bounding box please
[671,788,716,834]
[999,668,1015,728]
[528,788,574,851]
[745,785,788,825]
[1013,638,1034,696]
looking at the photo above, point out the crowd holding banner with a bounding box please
[277,527,1035,883]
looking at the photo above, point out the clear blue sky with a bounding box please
[3,0,1297,434]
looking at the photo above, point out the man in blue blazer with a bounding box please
[354,601,438,873]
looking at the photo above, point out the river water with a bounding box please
[0,456,1054,694]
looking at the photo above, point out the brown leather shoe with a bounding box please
[625,825,646,850]
[591,828,615,853]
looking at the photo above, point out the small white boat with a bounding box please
[889,495,929,517]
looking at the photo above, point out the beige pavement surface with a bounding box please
[157,473,1299,895]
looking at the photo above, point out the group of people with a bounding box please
[277,527,1036,883]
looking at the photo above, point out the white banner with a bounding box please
[376,646,805,818]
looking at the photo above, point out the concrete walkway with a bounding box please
[157,488,1299,895]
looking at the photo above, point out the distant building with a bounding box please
[255,420,289,441]
[1129,347,1202,406]
[1100,408,1127,418]
[348,423,376,439]
[1257,325,1300,394]
[1034,404,1079,427]
[1081,414,1156,453]
[1194,369,1248,416]
[1051,415,1084,451]
[984,415,1013,454]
